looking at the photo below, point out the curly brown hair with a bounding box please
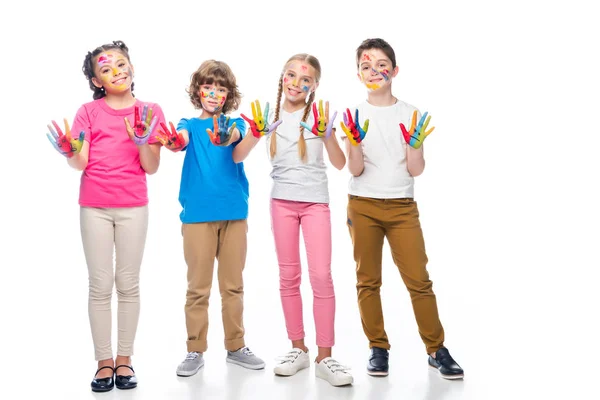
[187,60,241,114]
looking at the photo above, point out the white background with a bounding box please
[1,0,598,399]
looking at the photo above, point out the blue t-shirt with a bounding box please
[177,116,248,223]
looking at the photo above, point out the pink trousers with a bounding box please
[270,199,335,347]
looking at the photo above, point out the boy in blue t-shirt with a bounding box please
[158,60,265,376]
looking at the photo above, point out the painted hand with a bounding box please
[340,108,369,145]
[46,118,85,158]
[124,104,158,145]
[241,100,282,138]
[206,114,237,145]
[300,100,338,138]
[400,110,435,149]
[156,122,186,152]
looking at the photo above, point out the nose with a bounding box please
[370,68,379,76]
[112,67,121,76]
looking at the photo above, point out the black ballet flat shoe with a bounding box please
[91,366,114,392]
[115,365,138,390]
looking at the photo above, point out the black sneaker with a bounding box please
[367,347,389,376]
[428,348,464,379]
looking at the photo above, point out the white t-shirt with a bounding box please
[346,100,421,199]
[267,108,329,203]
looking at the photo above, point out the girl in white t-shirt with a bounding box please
[265,53,353,387]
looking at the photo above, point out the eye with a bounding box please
[302,78,310,83]
[287,72,294,78]
[118,62,125,67]
[362,66,369,70]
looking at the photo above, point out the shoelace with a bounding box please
[324,359,351,374]
[275,349,303,364]
[241,347,255,357]
[185,352,199,361]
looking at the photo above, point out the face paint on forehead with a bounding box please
[301,65,308,71]
[97,53,113,65]
[361,53,372,62]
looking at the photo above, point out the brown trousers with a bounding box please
[182,220,247,353]
[347,196,445,354]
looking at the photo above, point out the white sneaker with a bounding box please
[273,348,310,376]
[315,357,353,386]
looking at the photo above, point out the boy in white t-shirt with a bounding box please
[340,38,464,380]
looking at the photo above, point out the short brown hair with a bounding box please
[356,38,397,69]
[187,60,242,114]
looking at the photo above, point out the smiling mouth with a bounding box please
[112,77,127,85]
[287,87,302,96]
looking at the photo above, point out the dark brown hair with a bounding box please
[356,38,397,69]
[187,60,242,114]
[271,54,321,161]
[82,40,133,100]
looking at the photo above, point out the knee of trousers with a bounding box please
[279,273,302,291]
[309,270,334,297]
[406,279,434,296]
[115,277,140,297]
[89,279,114,300]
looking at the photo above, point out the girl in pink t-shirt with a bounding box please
[46,40,166,393]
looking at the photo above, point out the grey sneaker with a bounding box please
[176,352,204,377]
[226,347,265,370]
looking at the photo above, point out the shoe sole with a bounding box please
[316,372,353,386]
[274,362,309,376]
[429,365,464,380]
[367,370,389,377]
[116,384,137,390]
[91,386,113,393]
[226,358,265,370]
[176,363,204,377]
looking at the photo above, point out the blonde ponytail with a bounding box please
[270,75,284,159]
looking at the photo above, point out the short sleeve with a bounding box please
[177,118,189,132]
[230,117,246,147]
[71,105,92,143]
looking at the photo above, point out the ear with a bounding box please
[357,72,363,81]
[91,77,103,89]
[392,66,399,78]
[312,81,319,92]
[130,64,135,78]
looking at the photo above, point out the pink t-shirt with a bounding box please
[71,98,165,208]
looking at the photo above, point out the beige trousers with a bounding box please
[80,206,148,361]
